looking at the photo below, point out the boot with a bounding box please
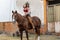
[28,17,35,32]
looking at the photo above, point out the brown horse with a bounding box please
[12,10,41,40]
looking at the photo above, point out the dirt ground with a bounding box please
[0,34,60,40]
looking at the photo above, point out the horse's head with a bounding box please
[12,10,18,23]
[12,10,17,19]
[12,10,24,24]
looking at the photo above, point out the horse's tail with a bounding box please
[38,18,41,28]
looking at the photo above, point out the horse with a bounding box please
[12,10,41,40]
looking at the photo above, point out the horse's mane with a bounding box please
[17,13,23,18]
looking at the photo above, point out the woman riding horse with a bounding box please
[23,2,35,30]
[12,2,41,40]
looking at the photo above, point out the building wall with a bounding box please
[0,22,18,34]
[0,22,3,31]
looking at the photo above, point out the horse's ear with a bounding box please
[12,11,14,13]
[15,10,17,13]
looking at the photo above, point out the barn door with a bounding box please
[47,5,55,33]
[54,5,60,33]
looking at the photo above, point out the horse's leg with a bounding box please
[34,34,40,40]
[37,29,40,40]
[34,28,40,40]
[37,35,40,40]
[25,30,29,40]
[20,30,23,40]
[34,28,38,40]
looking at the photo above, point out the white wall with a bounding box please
[0,0,15,22]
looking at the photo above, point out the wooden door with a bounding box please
[47,5,55,33]
[54,5,60,33]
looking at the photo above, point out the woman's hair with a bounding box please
[25,2,29,7]
[23,2,30,8]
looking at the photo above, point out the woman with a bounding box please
[23,2,35,29]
